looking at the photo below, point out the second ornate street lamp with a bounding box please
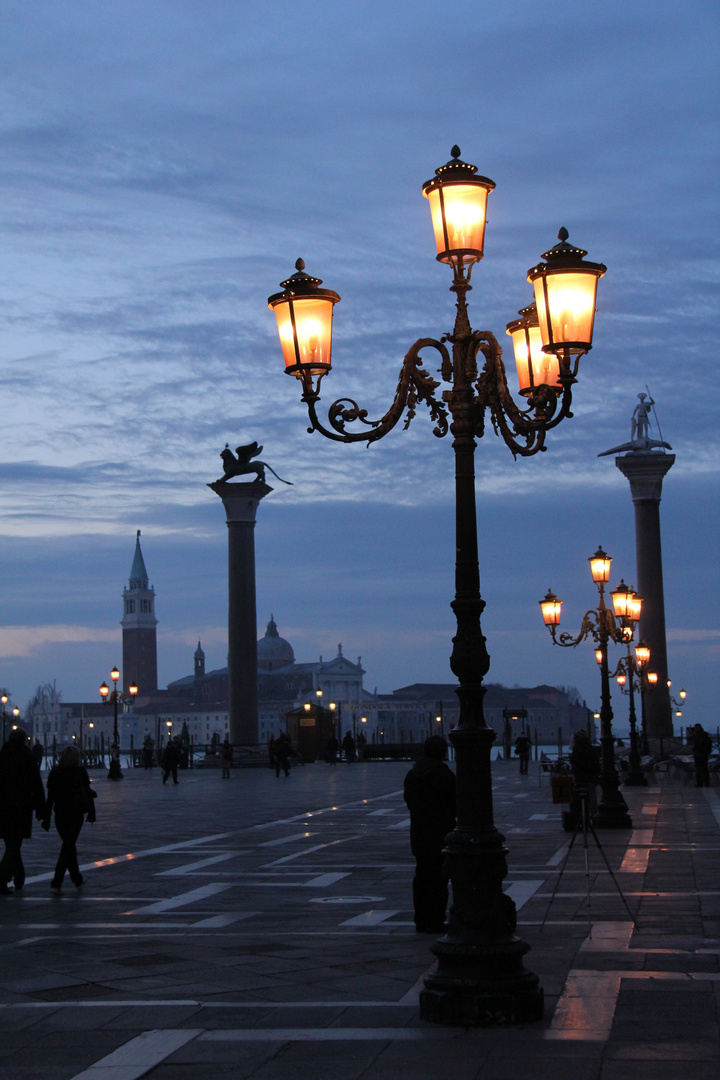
[614,638,650,786]
[540,548,637,829]
[99,666,137,781]
[269,146,605,1026]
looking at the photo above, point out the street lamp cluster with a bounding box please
[540,547,647,828]
[269,146,605,1026]
[99,666,137,780]
[1,694,20,744]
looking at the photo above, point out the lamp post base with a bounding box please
[624,772,648,787]
[107,752,123,781]
[593,801,632,828]
[421,724,544,1027]
[420,938,544,1025]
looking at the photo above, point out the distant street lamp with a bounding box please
[99,666,137,780]
[1,694,9,745]
[613,638,650,786]
[270,146,605,1025]
[540,548,638,829]
[668,682,687,711]
[329,700,342,740]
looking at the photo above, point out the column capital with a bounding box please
[615,452,675,502]
[208,480,273,523]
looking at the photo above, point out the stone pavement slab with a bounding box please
[0,759,717,1078]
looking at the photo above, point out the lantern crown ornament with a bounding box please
[527,227,606,357]
[422,146,495,268]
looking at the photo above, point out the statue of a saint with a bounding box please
[631,393,653,443]
[598,393,671,457]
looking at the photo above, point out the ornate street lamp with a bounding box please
[270,146,605,1026]
[539,546,633,829]
[99,666,138,780]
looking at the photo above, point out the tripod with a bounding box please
[540,786,638,935]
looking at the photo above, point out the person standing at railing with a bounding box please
[692,724,713,788]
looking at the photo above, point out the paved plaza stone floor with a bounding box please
[0,756,718,1079]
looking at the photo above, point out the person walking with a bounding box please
[274,733,291,777]
[514,731,531,775]
[31,739,44,770]
[219,737,233,779]
[325,734,339,764]
[403,735,456,933]
[692,724,713,788]
[0,728,46,894]
[341,731,356,763]
[42,745,96,893]
[162,737,180,785]
[142,734,155,770]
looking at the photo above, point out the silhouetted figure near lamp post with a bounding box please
[404,736,456,933]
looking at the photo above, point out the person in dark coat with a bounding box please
[514,732,531,775]
[0,728,46,893]
[274,733,291,777]
[162,737,180,785]
[42,745,96,893]
[142,734,155,770]
[403,735,456,933]
[692,724,713,788]
[569,729,601,825]
[341,731,356,763]
[219,738,233,779]
[31,739,44,770]
[324,735,339,764]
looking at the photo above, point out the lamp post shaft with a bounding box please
[420,281,543,1026]
[624,653,648,786]
[107,688,123,781]
[594,595,631,827]
[640,681,650,754]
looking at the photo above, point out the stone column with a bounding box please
[614,453,675,737]
[208,480,272,745]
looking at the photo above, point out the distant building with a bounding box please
[25,536,592,755]
[353,683,593,746]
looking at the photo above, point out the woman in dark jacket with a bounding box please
[42,745,96,893]
[0,728,46,893]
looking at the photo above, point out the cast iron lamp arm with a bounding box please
[547,606,619,648]
[472,332,578,457]
[299,338,451,444]
[611,654,641,691]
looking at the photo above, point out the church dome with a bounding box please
[257,616,294,671]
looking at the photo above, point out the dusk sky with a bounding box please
[0,1,717,732]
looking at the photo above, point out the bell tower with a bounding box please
[121,530,158,694]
